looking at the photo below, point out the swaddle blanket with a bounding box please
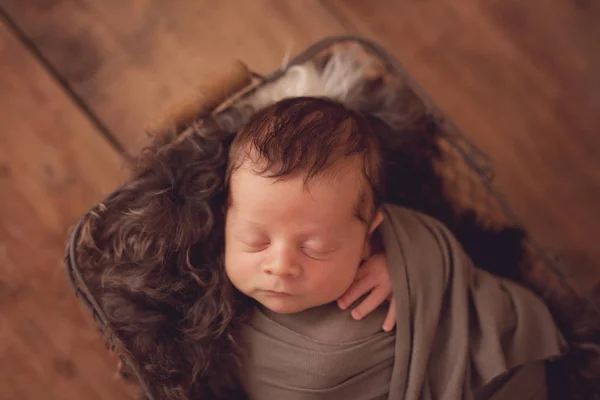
[237,205,566,399]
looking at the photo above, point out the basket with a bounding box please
[64,35,598,399]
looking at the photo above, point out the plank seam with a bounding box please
[0,7,128,158]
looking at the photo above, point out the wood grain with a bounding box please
[0,21,135,400]
[1,3,598,398]
[323,0,600,292]
[0,0,346,153]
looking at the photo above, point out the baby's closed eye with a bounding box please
[300,242,339,259]
[238,234,270,251]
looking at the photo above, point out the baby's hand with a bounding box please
[337,253,396,332]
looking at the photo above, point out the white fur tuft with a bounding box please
[235,49,413,131]
[243,50,371,109]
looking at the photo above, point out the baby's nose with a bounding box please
[263,250,301,278]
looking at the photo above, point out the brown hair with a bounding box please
[226,97,384,224]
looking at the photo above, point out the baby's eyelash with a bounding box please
[245,241,269,246]
[239,239,270,251]
[242,245,269,254]
[301,247,335,260]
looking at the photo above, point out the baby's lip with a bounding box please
[263,290,291,296]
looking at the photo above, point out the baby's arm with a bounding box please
[337,253,396,332]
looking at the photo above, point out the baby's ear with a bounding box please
[368,210,384,235]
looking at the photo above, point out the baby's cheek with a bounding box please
[315,262,357,300]
[224,251,255,293]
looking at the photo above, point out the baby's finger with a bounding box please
[337,276,375,310]
[382,298,397,332]
[351,286,389,320]
[353,264,372,281]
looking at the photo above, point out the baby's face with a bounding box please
[225,161,374,314]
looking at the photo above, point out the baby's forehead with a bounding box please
[229,159,371,220]
[231,156,364,192]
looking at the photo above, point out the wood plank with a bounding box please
[324,0,600,291]
[0,0,346,153]
[0,21,136,400]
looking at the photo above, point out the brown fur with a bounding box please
[77,112,251,399]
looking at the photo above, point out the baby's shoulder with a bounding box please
[380,203,452,238]
[379,203,460,281]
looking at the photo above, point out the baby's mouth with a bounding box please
[263,290,291,297]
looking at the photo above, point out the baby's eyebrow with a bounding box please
[237,218,267,230]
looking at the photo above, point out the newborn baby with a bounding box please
[223,96,565,399]
[225,96,394,328]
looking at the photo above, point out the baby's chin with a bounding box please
[252,292,329,314]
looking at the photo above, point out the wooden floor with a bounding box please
[0,1,598,398]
